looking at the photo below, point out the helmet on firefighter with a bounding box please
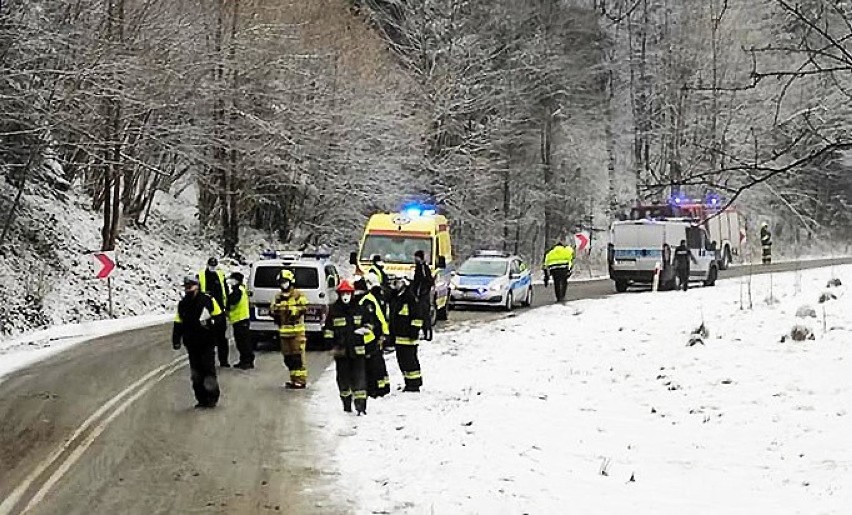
[761,221,769,228]
[336,280,356,294]
[280,269,295,283]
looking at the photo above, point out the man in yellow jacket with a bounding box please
[271,269,309,389]
[543,238,574,302]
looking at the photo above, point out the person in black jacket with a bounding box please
[324,280,372,415]
[199,257,230,367]
[411,250,434,341]
[673,240,698,291]
[172,275,223,408]
[389,277,424,392]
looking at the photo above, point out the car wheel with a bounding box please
[522,286,533,307]
[505,292,514,311]
[704,266,718,287]
[615,280,628,293]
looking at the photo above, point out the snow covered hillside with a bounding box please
[310,265,851,514]
[0,185,216,339]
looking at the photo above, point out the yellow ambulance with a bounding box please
[350,207,453,323]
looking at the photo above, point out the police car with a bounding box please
[449,251,533,310]
[247,250,341,348]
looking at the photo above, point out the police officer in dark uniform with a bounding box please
[673,240,698,291]
[172,275,222,408]
[411,250,434,341]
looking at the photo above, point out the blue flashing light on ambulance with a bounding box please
[350,204,453,325]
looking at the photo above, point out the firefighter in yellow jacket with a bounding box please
[271,269,309,389]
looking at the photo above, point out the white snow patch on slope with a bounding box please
[0,314,172,382]
[309,265,851,514]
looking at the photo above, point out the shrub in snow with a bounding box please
[786,325,815,342]
[826,278,842,288]
[818,292,837,304]
[687,334,704,347]
[795,305,817,318]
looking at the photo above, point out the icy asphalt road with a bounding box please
[0,256,849,515]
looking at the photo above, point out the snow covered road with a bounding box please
[311,264,851,514]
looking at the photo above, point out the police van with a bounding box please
[608,219,719,292]
[247,251,341,348]
[350,205,453,325]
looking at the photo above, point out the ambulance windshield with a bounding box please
[361,235,432,265]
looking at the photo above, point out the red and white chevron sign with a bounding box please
[574,231,590,252]
[92,251,116,279]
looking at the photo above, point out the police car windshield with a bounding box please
[361,235,432,265]
[253,266,319,289]
[458,259,507,277]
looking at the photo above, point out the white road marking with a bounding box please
[0,356,188,515]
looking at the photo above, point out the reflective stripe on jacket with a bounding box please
[544,245,574,269]
[360,293,389,336]
[271,289,309,335]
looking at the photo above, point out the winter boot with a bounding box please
[285,382,306,390]
[341,396,353,413]
[355,398,367,416]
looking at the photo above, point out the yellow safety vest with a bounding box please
[360,293,389,336]
[198,268,227,305]
[544,245,574,268]
[228,285,250,324]
[271,289,308,336]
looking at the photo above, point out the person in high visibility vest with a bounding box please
[271,269,309,389]
[172,275,222,408]
[760,222,772,265]
[325,280,372,415]
[361,273,390,398]
[226,270,253,370]
[543,239,575,302]
[389,277,423,392]
[199,257,231,367]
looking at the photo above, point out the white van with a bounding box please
[247,252,341,347]
[608,219,719,292]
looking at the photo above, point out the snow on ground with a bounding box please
[0,313,171,383]
[309,265,851,514]
[0,184,217,339]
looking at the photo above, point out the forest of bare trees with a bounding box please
[2,0,850,261]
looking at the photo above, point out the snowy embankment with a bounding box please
[310,265,851,514]
[0,185,216,340]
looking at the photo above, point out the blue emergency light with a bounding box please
[401,202,437,218]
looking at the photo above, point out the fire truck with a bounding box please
[626,194,743,270]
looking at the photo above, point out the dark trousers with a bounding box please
[366,344,390,398]
[335,355,367,412]
[676,267,690,291]
[186,343,220,406]
[551,267,569,301]
[418,294,432,340]
[762,244,772,264]
[232,320,253,366]
[396,344,422,391]
[214,315,229,365]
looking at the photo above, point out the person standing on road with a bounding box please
[361,274,390,398]
[199,257,230,367]
[389,277,423,392]
[411,249,434,341]
[172,275,222,408]
[674,239,698,291]
[368,254,389,293]
[271,269,309,389]
[226,270,253,370]
[760,222,772,265]
[543,239,574,302]
[325,280,371,415]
